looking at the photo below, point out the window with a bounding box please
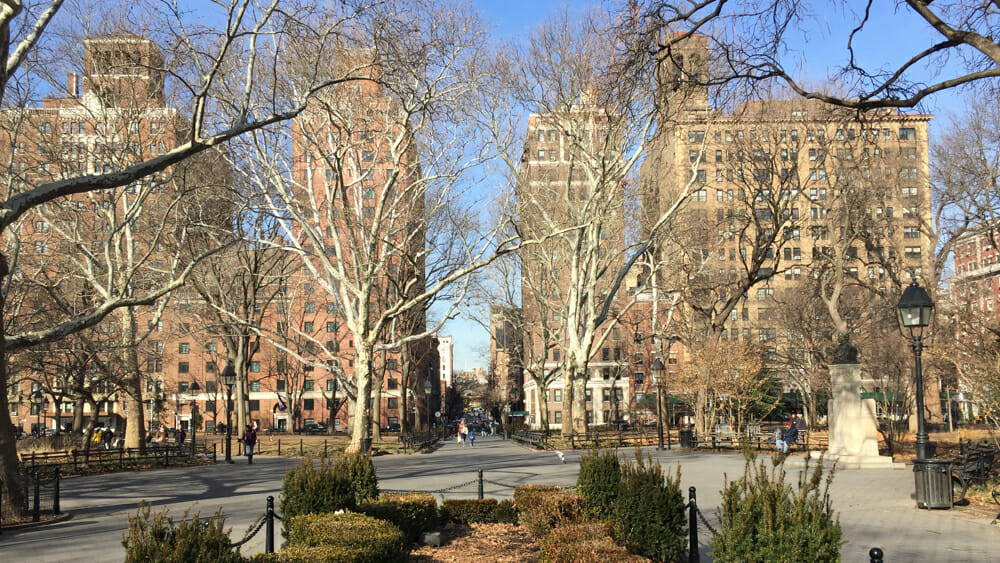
[277,380,286,392]
[553,411,562,424]
[387,398,398,409]
[326,321,338,333]
[248,382,258,392]
[34,241,47,254]
[904,226,920,239]
[206,362,217,373]
[178,362,189,374]
[178,381,189,392]
[304,321,314,332]
[249,400,260,411]
[204,401,215,412]
[634,372,644,385]
[304,380,314,391]
[905,246,922,259]
[327,379,336,391]
[553,389,562,402]
[899,128,916,140]
[250,361,261,373]
[179,342,190,354]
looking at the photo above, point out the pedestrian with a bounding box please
[242,424,257,464]
[459,420,468,447]
[102,427,114,450]
[178,428,187,446]
[469,429,475,447]
[92,427,103,446]
[773,425,786,452]
[794,413,806,432]
[783,421,799,453]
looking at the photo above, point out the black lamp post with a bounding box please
[652,359,666,451]
[896,280,934,461]
[424,379,433,434]
[31,390,45,436]
[221,363,236,464]
[188,381,201,458]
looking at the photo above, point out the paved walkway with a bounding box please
[0,436,996,561]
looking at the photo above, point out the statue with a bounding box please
[831,332,858,365]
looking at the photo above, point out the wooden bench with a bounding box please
[951,441,997,502]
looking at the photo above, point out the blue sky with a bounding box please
[443,1,969,371]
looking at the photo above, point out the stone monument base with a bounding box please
[806,450,904,470]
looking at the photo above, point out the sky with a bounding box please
[442,1,972,371]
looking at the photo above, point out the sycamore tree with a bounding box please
[0,0,402,518]
[236,2,528,454]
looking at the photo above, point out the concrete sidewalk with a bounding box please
[0,435,995,561]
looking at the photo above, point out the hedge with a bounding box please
[286,512,406,563]
[539,523,646,563]
[357,492,437,544]
[122,503,243,563]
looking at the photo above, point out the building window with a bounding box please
[249,400,260,411]
[248,381,258,392]
[553,411,562,424]
[327,379,337,391]
[553,389,562,402]
[178,381,189,392]
[904,226,921,239]
[277,380,286,392]
[204,401,215,412]
[304,380,314,391]
[905,246,922,259]
[326,321,338,332]
[898,128,916,140]
[387,398,398,409]
[304,321,314,332]
[178,362,189,374]
[250,361,260,373]
[206,362,217,373]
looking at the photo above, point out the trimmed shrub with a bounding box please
[576,449,621,519]
[339,453,379,504]
[280,456,356,535]
[286,511,406,562]
[441,499,499,523]
[540,523,646,563]
[494,499,518,524]
[248,545,367,562]
[513,484,563,513]
[610,451,686,562]
[122,503,242,563]
[518,490,585,540]
[357,492,437,544]
[711,453,843,562]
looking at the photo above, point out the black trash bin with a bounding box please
[361,438,372,453]
[679,428,694,448]
[913,458,952,509]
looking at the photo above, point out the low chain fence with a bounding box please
[228,495,282,554]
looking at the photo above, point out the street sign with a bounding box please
[509,410,529,417]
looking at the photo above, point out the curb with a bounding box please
[0,511,73,532]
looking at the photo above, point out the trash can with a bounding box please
[679,428,694,449]
[913,458,952,509]
[361,438,372,453]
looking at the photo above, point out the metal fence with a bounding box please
[0,466,63,532]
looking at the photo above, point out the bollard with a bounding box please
[688,486,698,563]
[869,548,884,563]
[324,440,328,458]
[757,436,761,451]
[213,442,217,462]
[32,471,40,523]
[265,495,275,553]
[72,449,78,471]
[119,447,124,469]
[299,439,303,456]
[478,469,484,500]
[278,439,281,456]
[53,467,60,515]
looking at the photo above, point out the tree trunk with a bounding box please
[0,310,27,517]
[347,348,373,454]
[572,371,587,436]
[371,384,382,441]
[561,366,574,438]
[121,308,146,451]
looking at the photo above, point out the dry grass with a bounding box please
[409,522,541,563]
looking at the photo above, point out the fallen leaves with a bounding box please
[409,522,540,562]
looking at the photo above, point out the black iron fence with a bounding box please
[19,443,206,474]
[0,466,63,532]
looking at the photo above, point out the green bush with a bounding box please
[576,449,621,519]
[711,453,843,562]
[513,484,563,513]
[518,489,585,540]
[442,499,499,523]
[122,503,243,563]
[280,456,356,535]
[494,499,518,524]
[540,522,646,563]
[339,453,379,504]
[248,545,367,562]
[357,492,437,544]
[286,511,406,562]
[610,451,686,562]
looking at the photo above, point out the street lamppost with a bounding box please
[188,381,201,458]
[221,363,236,464]
[424,379,433,434]
[896,280,934,461]
[652,358,666,451]
[32,390,45,436]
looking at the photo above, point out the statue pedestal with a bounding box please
[820,363,900,469]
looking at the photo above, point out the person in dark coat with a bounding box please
[242,424,257,464]
[783,422,799,452]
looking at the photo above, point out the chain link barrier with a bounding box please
[229,515,267,548]
[692,503,718,536]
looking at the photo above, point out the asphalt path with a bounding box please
[0,435,997,561]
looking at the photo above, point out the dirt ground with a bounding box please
[409,522,541,563]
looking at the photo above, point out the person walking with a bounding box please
[468,429,475,447]
[242,424,257,464]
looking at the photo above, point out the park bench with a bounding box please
[950,441,998,502]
